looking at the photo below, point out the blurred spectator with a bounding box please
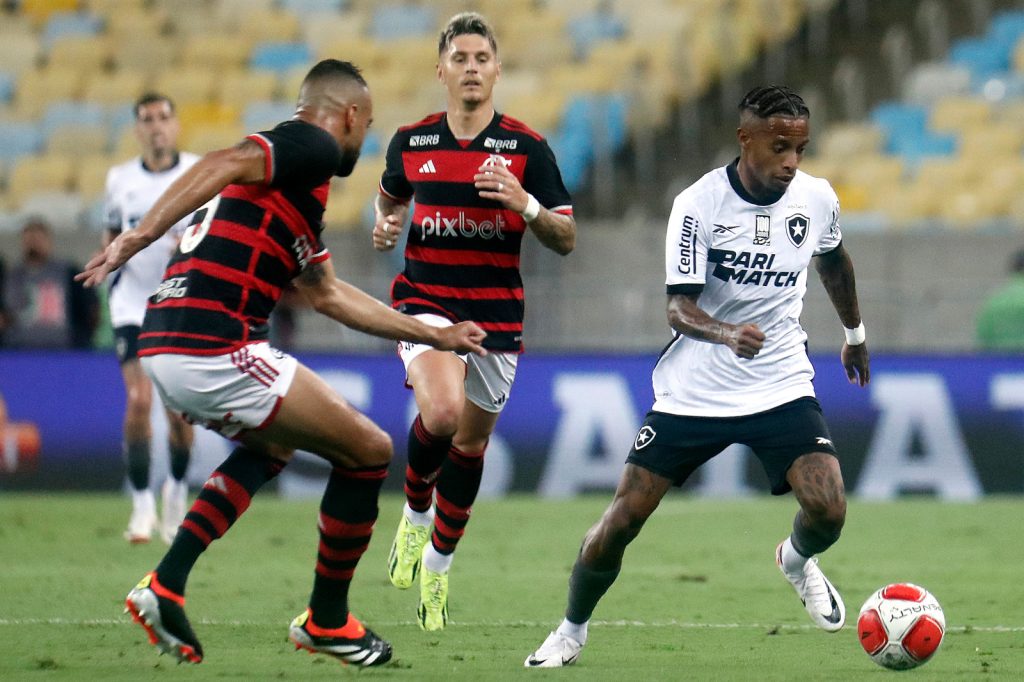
[3,217,99,349]
[977,248,1024,352]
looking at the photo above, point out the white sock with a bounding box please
[131,488,154,510]
[780,536,810,576]
[556,618,588,645]
[422,543,453,573]
[404,502,434,527]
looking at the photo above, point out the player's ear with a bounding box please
[737,126,750,151]
[436,61,443,83]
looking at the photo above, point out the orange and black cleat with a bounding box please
[288,608,392,667]
[124,572,204,663]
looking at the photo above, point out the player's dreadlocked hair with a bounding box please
[738,85,809,119]
[439,11,498,56]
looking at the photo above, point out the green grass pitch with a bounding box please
[1,493,1023,680]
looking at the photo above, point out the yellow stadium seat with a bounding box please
[47,124,109,155]
[0,32,42,75]
[236,9,301,43]
[113,127,142,158]
[155,68,218,106]
[845,155,906,190]
[914,157,980,189]
[930,96,991,133]
[7,154,76,205]
[798,157,844,185]
[315,38,389,71]
[74,153,118,201]
[818,123,884,159]
[939,187,1003,228]
[218,70,281,107]
[112,37,179,76]
[177,102,241,130]
[870,182,934,226]
[13,67,84,118]
[47,35,112,73]
[87,0,149,15]
[302,12,368,54]
[82,69,147,106]
[180,35,252,71]
[501,91,565,134]
[181,124,247,154]
[958,123,1024,159]
[20,0,79,27]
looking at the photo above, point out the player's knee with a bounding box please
[363,428,393,466]
[126,388,152,419]
[419,402,461,437]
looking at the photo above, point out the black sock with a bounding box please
[430,445,483,555]
[125,440,150,490]
[791,510,842,557]
[155,447,284,595]
[404,415,451,513]
[565,556,620,624]
[308,464,388,628]
[169,443,190,481]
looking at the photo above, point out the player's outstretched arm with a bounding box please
[76,140,268,288]
[371,194,409,252]
[666,293,765,359]
[294,258,487,355]
[814,243,870,386]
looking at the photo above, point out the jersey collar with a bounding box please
[726,157,786,206]
[140,152,181,175]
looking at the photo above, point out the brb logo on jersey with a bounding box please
[409,134,440,147]
[422,210,507,240]
[484,137,518,152]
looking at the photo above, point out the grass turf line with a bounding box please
[1,493,1022,680]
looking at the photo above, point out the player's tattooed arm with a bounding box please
[666,293,765,359]
[814,242,862,330]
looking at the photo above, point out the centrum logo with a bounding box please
[422,211,506,240]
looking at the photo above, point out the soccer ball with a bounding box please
[857,583,945,670]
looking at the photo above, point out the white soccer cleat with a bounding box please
[124,489,157,544]
[776,542,846,632]
[524,631,583,668]
[160,478,188,545]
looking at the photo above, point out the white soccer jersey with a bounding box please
[652,161,842,417]
[104,153,200,327]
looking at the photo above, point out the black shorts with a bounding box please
[626,397,838,495]
[114,325,142,364]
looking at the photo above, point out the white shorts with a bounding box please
[141,342,298,438]
[398,314,518,413]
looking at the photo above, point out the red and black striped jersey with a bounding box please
[139,120,343,356]
[379,111,573,352]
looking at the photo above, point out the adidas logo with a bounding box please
[418,160,437,174]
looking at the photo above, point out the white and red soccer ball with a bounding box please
[857,583,945,670]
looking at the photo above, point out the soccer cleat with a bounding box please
[776,542,846,632]
[160,478,188,545]
[124,490,157,544]
[124,572,204,663]
[417,566,449,631]
[288,608,392,667]
[387,513,431,589]
[525,631,584,668]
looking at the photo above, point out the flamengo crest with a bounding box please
[786,214,809,247]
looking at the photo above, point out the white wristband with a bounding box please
[844,321,866,346]
[520,193,540,222]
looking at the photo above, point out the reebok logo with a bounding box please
[816,437,833,447]
[418,160,437,174]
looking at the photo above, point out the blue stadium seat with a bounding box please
[987,10,1024,47]
[563,94,629,154]
[546,128,590,193]
[41,11,103,49]
[568,10,626,59]
[0,121,43,163]
[870,102,928,150]
[41,101,106,138]
[250,42,314,75]
[0,71,14,104]
[243,100,298,131]
[279,0,347,13]
[370,3,435,41]
[949,37,1010,80]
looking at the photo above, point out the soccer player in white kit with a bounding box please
[526,85,871,668]
[104,93,200,544]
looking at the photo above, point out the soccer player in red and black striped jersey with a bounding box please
[79,59,486,668]
[372,13,576,631]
